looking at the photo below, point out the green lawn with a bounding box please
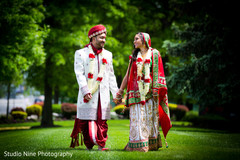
[0,120,240,160]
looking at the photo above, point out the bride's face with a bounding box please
[134,34,143,49]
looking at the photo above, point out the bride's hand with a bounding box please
[113,89,123,104]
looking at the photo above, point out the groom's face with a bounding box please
[93,33,106,49]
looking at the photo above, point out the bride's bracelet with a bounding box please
[118,89,124,94]
[116,92,122,96]
[115,97,122,100]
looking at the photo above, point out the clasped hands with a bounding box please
[113,89,124,105]
[84,90,123,105]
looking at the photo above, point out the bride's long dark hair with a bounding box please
[132,32,144,61]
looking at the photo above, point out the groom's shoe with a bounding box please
[101,148,109,151]
[98,146,109,151]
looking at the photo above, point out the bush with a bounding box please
[182,110,199,121]
[169,103,178,109]
[168,103,189,121]
[9,107,27,121]
[35,101,44,106]
[52,104,62,114]
[61,103,77,119]
[182,113,230,130]
[170,108,187,121]
[10,107,24,113]
[11,111,27,120]
[113,104,129,119]
[26,104,42,118]
[0,115,9,123]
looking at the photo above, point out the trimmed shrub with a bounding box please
[52,104,61,114]
[169,103,178,109]
[113,104,129,119]
[26,104,42,118]
[168,103,189,121]
[170,107,187,121]
[10,107,24,112]
[0,115,9,123]
[61,103,77,119]
[35,101,44,106]
[11,111,27,120]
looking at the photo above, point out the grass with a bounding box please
[0,120,240,160]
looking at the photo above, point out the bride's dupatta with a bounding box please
[151,49,172,140]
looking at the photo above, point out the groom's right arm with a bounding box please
[74,49,90,97]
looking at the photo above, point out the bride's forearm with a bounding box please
[118,60,131,95]
[119,75,127,92]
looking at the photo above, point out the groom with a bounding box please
[70,24,119,151]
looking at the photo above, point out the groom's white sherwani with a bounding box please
[74,47,118,120]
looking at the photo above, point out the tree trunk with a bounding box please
[41,56,54,127]
[6,83,10,119]
[54,85,59,104]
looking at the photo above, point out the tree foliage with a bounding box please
[2,0,238,123]
[0,0,48,85]
[163,0,238,114]
[0,0,48,118]
[27,0,175,102]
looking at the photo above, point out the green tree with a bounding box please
[35,0,125,127]
[163,0,239,116]
[0,0,48,118]
[27,0,177,126]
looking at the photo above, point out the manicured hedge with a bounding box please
[26,104,42,119]
[61,103,77,119]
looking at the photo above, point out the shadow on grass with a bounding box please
[47,147,126,152]
[47,148,84,151]
[31,125,62,129]
[172,126,229,134]
[0,125,63,132]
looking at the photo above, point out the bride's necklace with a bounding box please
[136,48,151,105]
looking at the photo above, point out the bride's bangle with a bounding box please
[118,89,124,94]
[117,92,122,96]
[115,97,122,100]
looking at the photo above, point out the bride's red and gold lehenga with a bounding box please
[124,33,171,152]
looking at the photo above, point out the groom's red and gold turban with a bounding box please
[88,24,107,39]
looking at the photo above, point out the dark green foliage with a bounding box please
[1,0,239,125]
[52,104,62,114]
[0,0,47,85]
[170,108,187,121]
[163,0,239,117]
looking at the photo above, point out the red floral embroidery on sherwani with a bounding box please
[96,77,103,82]
[88,73,93,79]
[102,58,107,64]
[89,53,95,59]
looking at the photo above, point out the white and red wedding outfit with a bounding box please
[70,25,118,149]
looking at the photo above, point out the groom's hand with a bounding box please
[113,98,122,105]
[84,93,92,101]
